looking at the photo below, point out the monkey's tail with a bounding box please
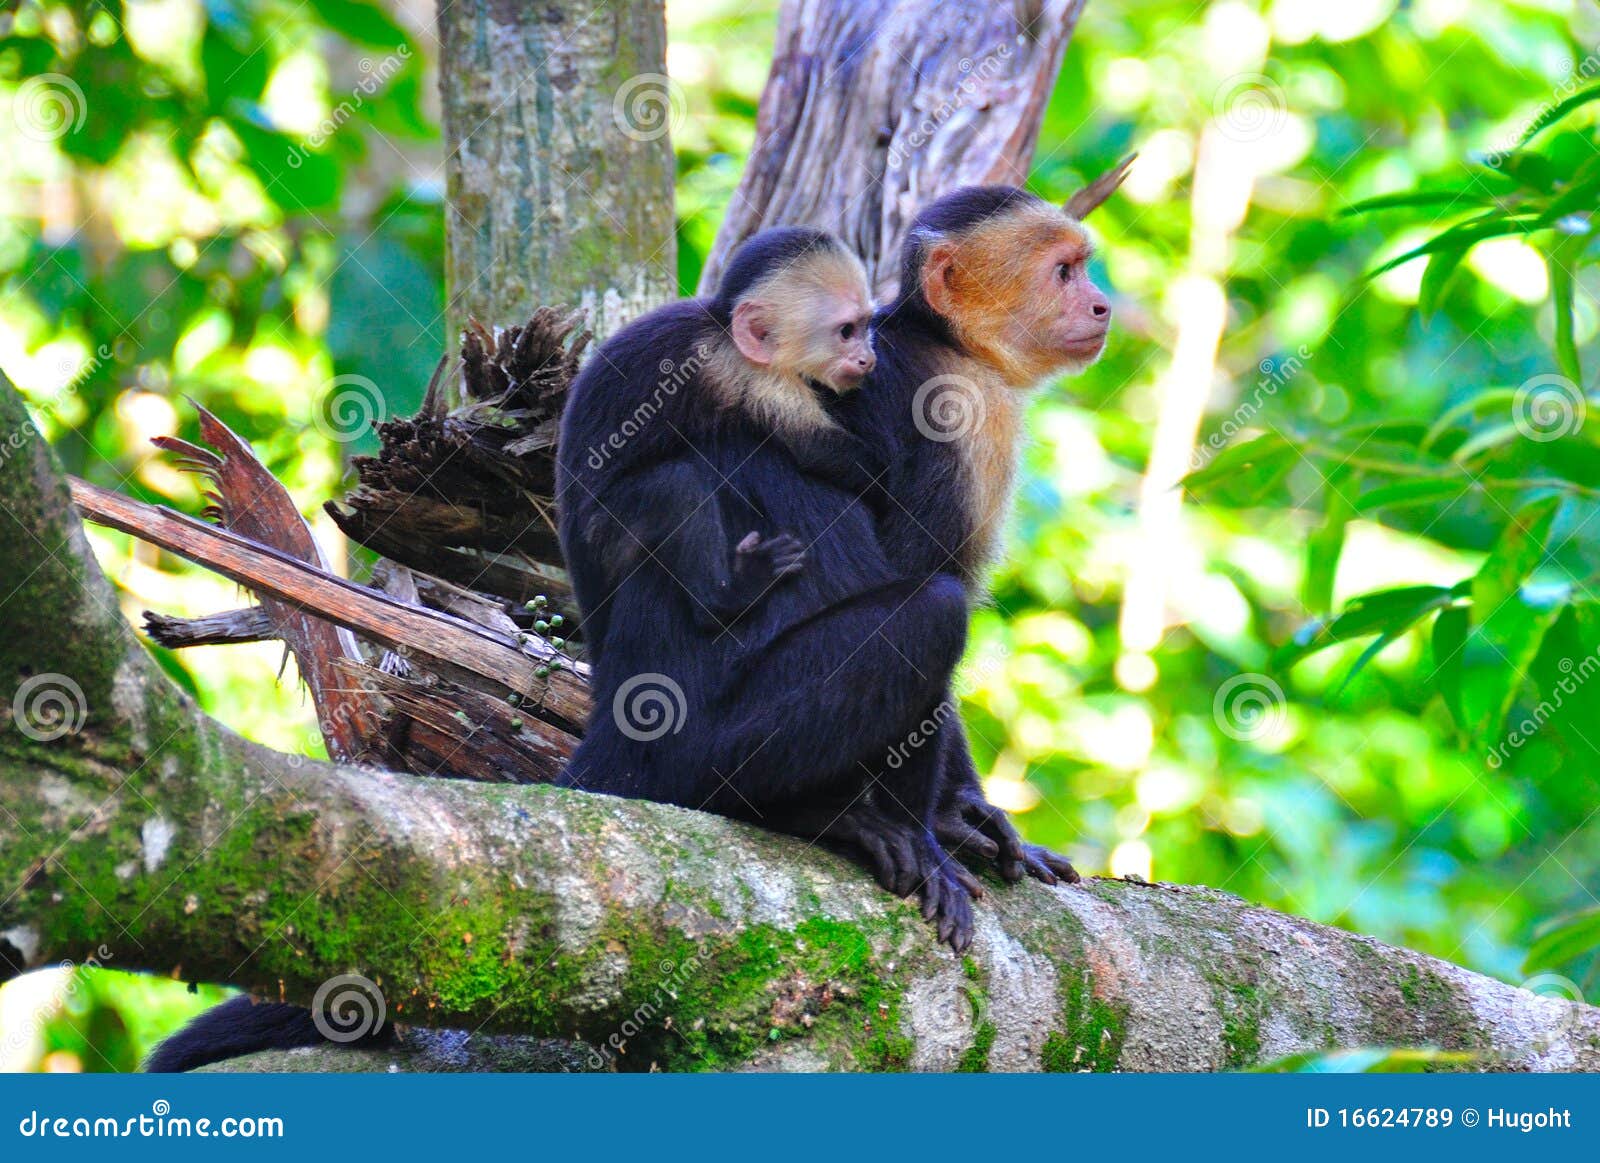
[142,996,392,1073]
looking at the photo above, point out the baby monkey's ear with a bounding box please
[731,300,777,365]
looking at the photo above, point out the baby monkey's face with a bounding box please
[796,281,875,392]
[731,247,877,392]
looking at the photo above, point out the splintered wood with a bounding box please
[70,312,593,783]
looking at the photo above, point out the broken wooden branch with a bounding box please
[69,478,591,734]
[143,606,277,650]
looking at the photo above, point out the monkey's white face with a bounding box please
[730,249,876,393]
[793,285,875,392]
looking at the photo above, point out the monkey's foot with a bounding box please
[915,838,976,953]
[794,802,979,952]
[934,785,1079,887]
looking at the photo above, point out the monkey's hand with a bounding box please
[807,801,979,953]
[733,530,805,585]
[935,783,1080,887]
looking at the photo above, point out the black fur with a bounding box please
[834,186,1081,886]
[143,996,391,1073]
[556,228,977,944]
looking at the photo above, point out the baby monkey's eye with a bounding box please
[839,322,856,340]
[1056,262,1072,283]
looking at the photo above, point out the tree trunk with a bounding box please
[439,0,677,342]
[698,0,1090,296]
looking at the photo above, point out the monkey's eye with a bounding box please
[839,322,856,341]
[1055,262,1072,283]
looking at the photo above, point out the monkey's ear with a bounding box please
[731,301,777,365]
[921,242,959,318]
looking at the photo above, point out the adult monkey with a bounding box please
[836,163,1132,884]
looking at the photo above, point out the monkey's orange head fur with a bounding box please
[904,189,1112,388]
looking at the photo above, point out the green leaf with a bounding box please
[1419,247,1467,316]
[1494,149,1558,193]
[1519,83,1600,145]
[1353,478,1467,513]
[1525,908,1600,974]
[1367,214,1540,279]
[224,109,342,213]
[1340,189,1491,216]
[1423,388,1518,451]
[1305,470,1355,613]
[1471,495,1561,617]
[1451,422,1525,464]
[307,0,410,47]
[1549,236,1583,385]
[1458,586,1565,747]
[1432,606,1469,731]
[1182,433,1300,506]
[1275,585,1459,670]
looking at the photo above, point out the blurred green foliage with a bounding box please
[1,0,1597,1070]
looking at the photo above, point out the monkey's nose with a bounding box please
[857,354,876,371]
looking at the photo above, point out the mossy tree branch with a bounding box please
[1,384,1597,1072]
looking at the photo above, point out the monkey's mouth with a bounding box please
[1058,330,1109,359]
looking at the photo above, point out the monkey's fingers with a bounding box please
[934,813,1002,863]
[945,857,984,900]
[1021,843,1080,886]
[734,530,763,554]
[772,552,806,578]
[886,829,924,898]
[935,874,975,952]
[854,829,903,896]
[961,796,1028,882]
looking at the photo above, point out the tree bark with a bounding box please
[439,0,677,342]
[699,0,1090,296]
[2,385,1596,1072]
